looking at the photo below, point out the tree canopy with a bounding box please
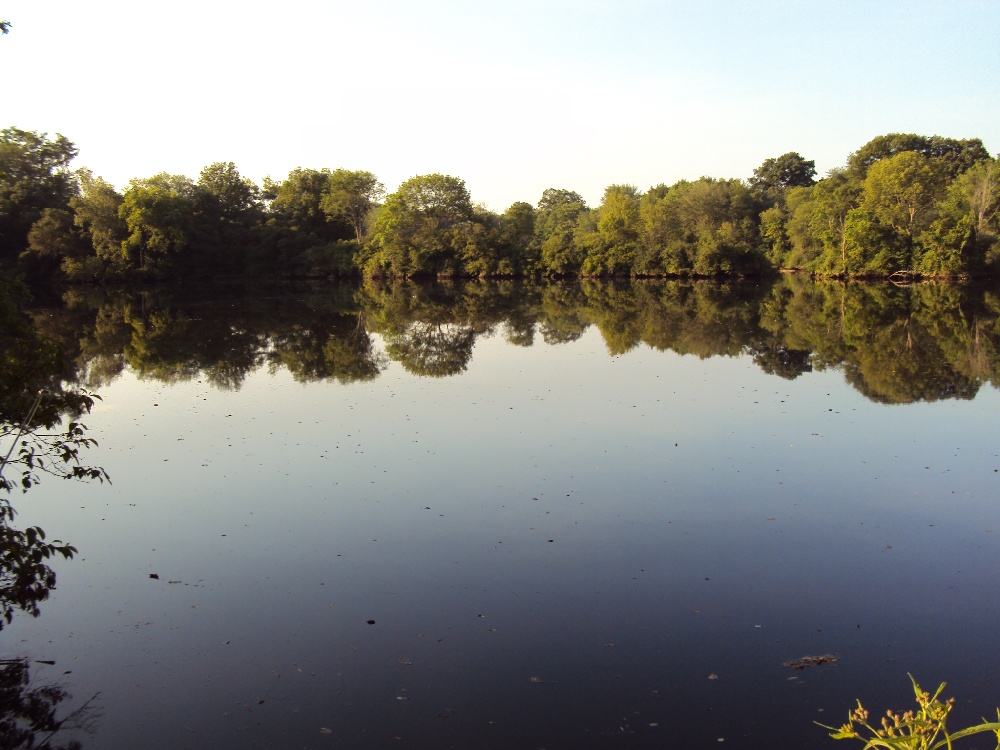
[0,127,997,282]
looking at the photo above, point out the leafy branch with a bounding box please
[1,392,111,495]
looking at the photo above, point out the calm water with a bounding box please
[3,279,1000,749]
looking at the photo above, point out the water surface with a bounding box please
[4,278,1000,749]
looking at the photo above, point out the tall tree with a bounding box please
[0,128,79,262]
[917,158,1000,276]
[320,169,384,243]
[119,173,198,273]
[861,151,944,247]
[808,169,862,273]
[847,133,989,181]
[262,168,336,238]
[749,152,816,203]
[364,174,474,277]
[499,201,537,271]
[638,178,762,276]
[535,189,588,275]
[20,208,87,278]
[587,184,641,275]
[198,162,261,222]
[70,170,127,264]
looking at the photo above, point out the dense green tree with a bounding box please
[498,201,537,272]
[638,178,764,276]
[964,159,1000,239]
[535,189,589,275]
[749,154,817,267]
[749,152,816,203]
[847,133,989,181]
[320,169,385,243]
[198,162,261,222]
[0,128,79,263]
[841,208,906,275]
[4,125,999,284]
[779,186,823,268]
[191,162,265,275]
[807,170,862,273]
[263,167,349,242]
[20,208,87,279]
[861,151,944,249]
[586,184,641,275]
[758,204,787,266]
[458,205,510,277]
[917,158,1000,276]
[24,208,80,259]
[119,173,199,273]
[64,170,128,278]
[363,174,475,277]
[639,183,689,273]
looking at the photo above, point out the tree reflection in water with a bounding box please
[0,658,101,750]
[1,280,106,748]
[384,321,477,377]
[16,277,1000,405]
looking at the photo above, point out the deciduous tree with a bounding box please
[365,174,474,277]
[749,152,816,203]
[861,151,943,247]
[0,128,79,262]
[320,169,384,243]
[119,173,198,273]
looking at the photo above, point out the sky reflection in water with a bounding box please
[9,319,1000,749]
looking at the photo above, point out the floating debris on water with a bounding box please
[782,654,838,670]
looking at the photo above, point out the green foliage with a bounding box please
[0,128,79,263]
[198,161,261,222]
[20,208,88,282]
[862,151,944,247]
[67,170,127,276]
[2,124,998,283]
[498,201,537,272]
[749,151,816,204]
[847,134,990,182]
[535,189,589,276]
[841,208,908,275]
[821,675,1000,749]
[264,167,351,243]
[0,281,110,641]
[319,169,385,243]
[638,178,765,276]
[0,514,77,625]
[917,159,1000,277]
[1,283,111,495]
[807,170,862,273]
[119,173,198,274]
[583,184,640,275]
[364,174,475,277]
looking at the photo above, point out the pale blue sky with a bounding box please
[3,0,997,211]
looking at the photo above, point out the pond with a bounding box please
[3,277,1000,749]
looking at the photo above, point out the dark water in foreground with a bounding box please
[3,278,1000,749]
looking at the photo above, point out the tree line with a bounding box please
[1,127,997,282]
